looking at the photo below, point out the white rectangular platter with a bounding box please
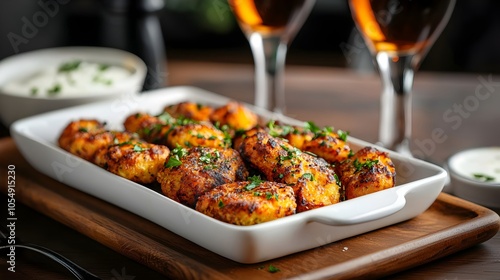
[10,86,447,264]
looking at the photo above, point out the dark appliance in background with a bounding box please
[100,0,166,90]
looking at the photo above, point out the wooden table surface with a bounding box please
[1,60,499,279]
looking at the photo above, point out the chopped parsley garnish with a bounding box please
[265,192,279,200]
[472,173,495,182]
[334,173,341,186]
[176,116,197,126]
[267,120,296,137]
[157,112,173,124]
[218,200,225,208]
[244,175,264,191]
[337,129,349,141]
[304,121,322,135]
[165,157,182,168]
[278,145,300,164]
[303,121,348,142]
[98,64,110,71]
[93,75,113,85]
[58,60,81,73]
[165,145,188,168]
[78,127,88,133]
[268,264,280,273]
[302,173,315,181]
[133,144,146,152]
[199,149,220,168]
[353,159,379,172]
[195,133,205,139]
[47,83,62,95]
[117,140,132,146]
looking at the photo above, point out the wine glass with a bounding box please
[348,0,456,156]
[228,0,316,115]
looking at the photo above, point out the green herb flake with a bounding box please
[244,175,264,191]
[353,159,379,172]
[472,173,495,182]
[165,145,188,168]
[93,75,113,85]
[133,144,146,152]
[156,112,173,123]
[58,60,81,73]
[278,144,300,164]
[165,157,182,168]
[304,121,322,134]
[302,173,315,181]
[78,127,88,133]
[195,133,205,139]
[98,64,110,71]
[264,192,279,200]
[47,83,62,95]
[117,140,132,146]
[268,264,280,273]
[334,173,341,186]
[218,200,225,208]
[337,129,349,141]
[30,87,38,95]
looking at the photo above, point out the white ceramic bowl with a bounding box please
[0,46,147,126]
[448,147,500,209]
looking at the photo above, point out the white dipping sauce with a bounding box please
[449,147,500,184]
[3,60,131,97]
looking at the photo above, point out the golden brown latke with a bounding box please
[210,101,259,132]
[123,112,165,140]
[166,122,230,149]
[266,121,314,150]
[335,146,396,200]
[238,130,341,212]
[124,111,230,149]
[164,101,214,122]
[93,139,170,184]
[58,119,136,161]
[157,146,249,208]
[196,181,296,225]
[302,130,352,164]
[231,126,265,151]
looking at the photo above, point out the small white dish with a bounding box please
[0,46,147,126]
[448,147,500,209]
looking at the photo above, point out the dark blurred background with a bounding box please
[1,0,499,81]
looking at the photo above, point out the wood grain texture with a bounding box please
[0,137,498,279]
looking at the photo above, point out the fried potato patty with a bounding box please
[93,139,170,184]
[58,119,136,161]
[238,130,341,212]
[196,181,296,225]
[335,146,396,200]
[302,130,351,164]
[164,101,214,122]
[157,146,248,208]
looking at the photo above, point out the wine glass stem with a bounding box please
[249,33,287,114]
[376,52,416,156]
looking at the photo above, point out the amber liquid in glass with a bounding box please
[228,0,308,35]
[350,0,454,53]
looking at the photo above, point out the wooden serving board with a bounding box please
[1,137,499,279]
